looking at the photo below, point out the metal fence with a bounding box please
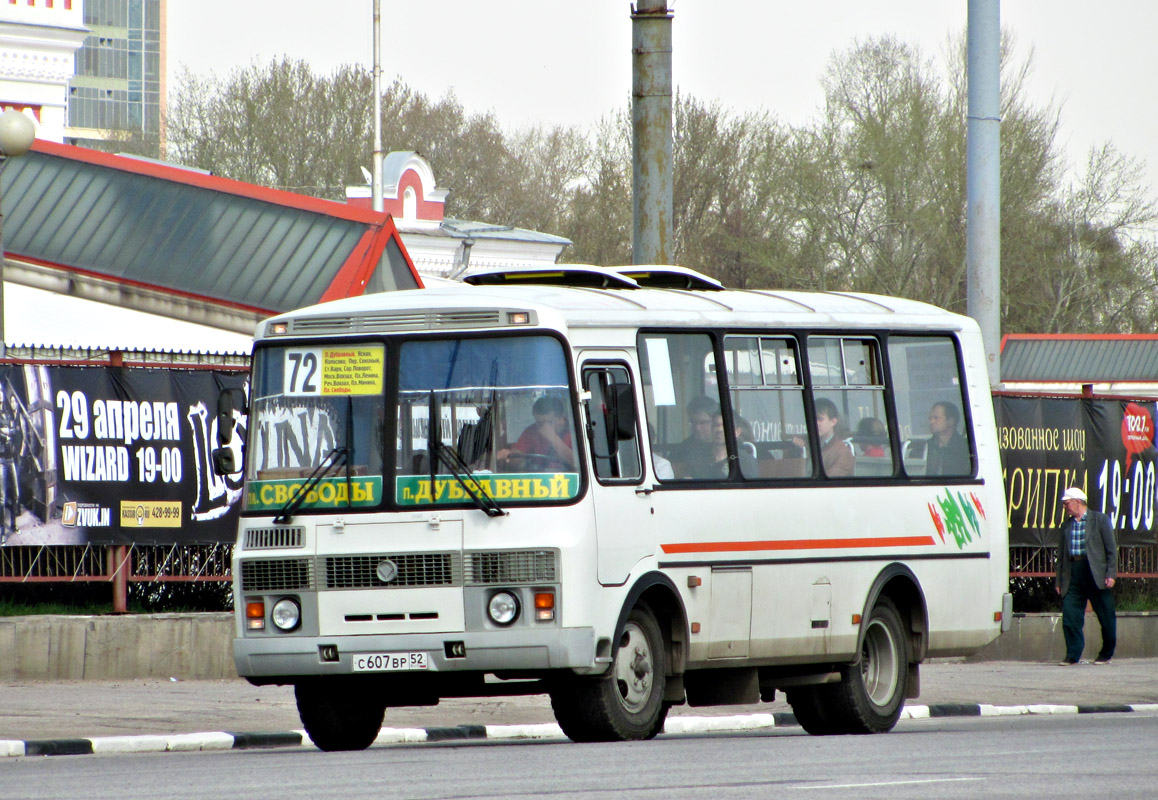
[0,544,231,584]
[4,544,1158,589]
[1009,545,1158,579]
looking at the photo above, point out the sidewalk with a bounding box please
[3,658,1157,748]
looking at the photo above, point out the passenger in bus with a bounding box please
[793,398,854,477]
[925,401,970,476]
[704,412,759,474]
[736,416,758,456]
[497,395,575,471]
[672,396,719,478]
[648,424,675,480]
[856,417,887,457]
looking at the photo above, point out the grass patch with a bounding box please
[0,581,232,615]
[0,584,120,616]
[0,598,117,617]
[1114,579,1158,612]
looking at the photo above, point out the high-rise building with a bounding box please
[66,0,165,148]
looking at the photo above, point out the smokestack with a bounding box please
[631,1,673,265]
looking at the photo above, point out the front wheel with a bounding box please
[550,604,669,742]
[295,679,387,751]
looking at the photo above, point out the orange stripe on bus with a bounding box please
[660,536,938,554]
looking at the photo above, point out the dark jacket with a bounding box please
[926,431,970,476]
[1056,507,1116,595]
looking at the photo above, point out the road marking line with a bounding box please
[794,777,984,790]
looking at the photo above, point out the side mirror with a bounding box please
[212,447,238,475]
[613,384,637,440]
[216,388,248,447]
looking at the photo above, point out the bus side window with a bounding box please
[639,332,725,481]
[723,335,810,481]
[887,335,973,478]
[806,337,892,479]
[583,365,642,482]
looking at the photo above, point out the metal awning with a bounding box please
[0,141,422,338]
[1001,334,1158,382]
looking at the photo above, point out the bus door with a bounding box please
[580,359,654,585]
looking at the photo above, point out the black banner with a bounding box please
[997,395,1158,547]
[0,364,247,546]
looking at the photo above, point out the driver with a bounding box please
[498,395,575,470]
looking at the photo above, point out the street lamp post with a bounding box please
[0,109,37,359]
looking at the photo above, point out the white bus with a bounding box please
[215,266,1010,750]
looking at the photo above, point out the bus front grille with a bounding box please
[239,558,314,592]
[285,309,508,336]
[464,550,557,585]
[435,310,502,327]
[324,553,460,589]
[244,526,305,550]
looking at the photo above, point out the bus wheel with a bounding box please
[785,685,842,735]
[550,604,668,742]
[295,679,386,751]
[832,597,910,734]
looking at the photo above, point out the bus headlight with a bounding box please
[271,597,301,631]
[487,591,520,626]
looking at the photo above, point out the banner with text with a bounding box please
[0,364,247,547]
[997,395,1158,547]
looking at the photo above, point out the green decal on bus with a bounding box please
[395,473,579,505]
[247,476,383,511]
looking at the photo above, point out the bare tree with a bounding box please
[162,43,1158,333]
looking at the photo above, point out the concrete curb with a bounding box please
[4,612,1158,681]
[5,702,1158,758]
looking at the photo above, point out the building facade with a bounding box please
[0,0,86,142]
[346,151,571,281]
[66,0,164,147]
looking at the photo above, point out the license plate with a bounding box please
[352,651,429,672]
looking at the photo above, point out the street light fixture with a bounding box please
[0,108,37,359]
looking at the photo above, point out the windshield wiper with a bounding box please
[428,393,505,517]
[273,446,348,525]
[432,440,506,517]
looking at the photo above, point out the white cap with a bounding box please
[1061,487,1087,504]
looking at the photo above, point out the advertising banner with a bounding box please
[0,364,247,547]
[997,395,1158,547]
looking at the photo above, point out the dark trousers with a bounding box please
[1062,560,1117,662]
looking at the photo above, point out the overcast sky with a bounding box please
[166,1,1158,187]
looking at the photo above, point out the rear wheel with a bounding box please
[550,604,668,742]
[295,679,386,751]
[790,597,910,735]
[785,684,842,735]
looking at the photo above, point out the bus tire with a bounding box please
[550,604,668,742]
[295,679,386,752]
[826,597,910,734]
[785,685,843,735]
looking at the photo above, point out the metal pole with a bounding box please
[631,0,673,265]
[966,0,1002,387]
[0,109,36,358]
[0,156,6,359]
[109,545,129,613]
[371,0,384,212]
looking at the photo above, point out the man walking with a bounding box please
[1055,486,1117,665]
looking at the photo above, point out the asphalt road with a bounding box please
[2,657,1158,742]
[3,712,1157,800]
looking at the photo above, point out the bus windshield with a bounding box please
[245,343,386,513]
[394,334,581,508]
